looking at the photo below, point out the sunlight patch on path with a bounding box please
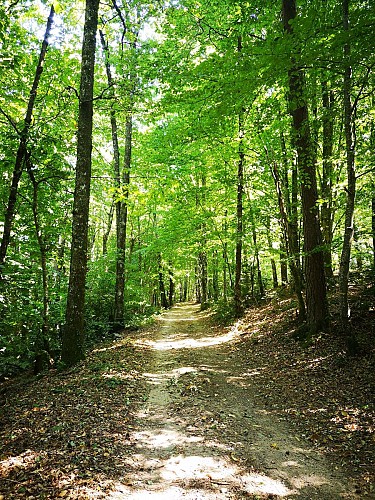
[140,330,238,351]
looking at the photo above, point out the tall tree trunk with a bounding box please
[280,131,304,291]
[266,217,278,288]
[249,204,264,297]
[99,31,118,259]
[234,106,245,316]
[221,210,232,300]
[114,114,132,326]
[281,131,303,287]
[370,106,375,280]
[196,173,209,310]
[26,156,50,373]
[270,157,306,318]
[158,254,169,309]
[62,0,99,366]
[282,0,329,333]
[112,9,140,325]
[212,249,219,301]
[99,29,129,326]
[183,275,188,302]
[339,0,356,330]
[102,202,114,255]
[280,236,288,285]
[0,6,54,275]
[321,79,335,282]
[168,263,174,306]
[198,250,208,309]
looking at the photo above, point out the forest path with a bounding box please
[115,302,357,499]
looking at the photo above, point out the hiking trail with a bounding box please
[112,302,357,499]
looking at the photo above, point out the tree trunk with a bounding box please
[62,0,99,366]
[280,131,304,292]
[114,113,132,326]
[26,156,50,373]
[221,210,232,300]
[266,217,278,288]
[102,202,114,255]
[212,249,219,301]
[99,29,129,326]
[99,30,117,258]
[183,275,188,302]
[249,204,264,297]
[198,250,208,309]
[158,254,169,309]
[282,0,329,333]
[280,236,288,285]
[0,6,54,275]
[270,158,306,318]
[168,263,174,306]
[370,107,375,280]
[338,0,356,330]
[234,106,245,316]
[321,79,335,282]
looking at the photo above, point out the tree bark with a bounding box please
[0,6,54,275]
[282,0,329,333]
[62,0,99,366]
[212,249,219,301]
[102,202,114,255]
[158,254,169,309]
[99,30,118,258]
[249,204,264,297]
[321,79,335,282]
[168,263,174,306]
[270,157,306,318]
[114,113,132,325]
[26,156,51,373]
[234,107,245,316]
[338,0,356,329]
[280,236,288,285]
[198,250,208,309]
[266,217,278,288]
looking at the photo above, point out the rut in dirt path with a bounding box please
[111,302,357,499]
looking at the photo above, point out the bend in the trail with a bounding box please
[109,302,356,499]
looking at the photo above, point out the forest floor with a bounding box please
[0,295,374,499]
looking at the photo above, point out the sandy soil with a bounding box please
[112,302,359,499]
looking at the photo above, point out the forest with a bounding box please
[0,0,374,374]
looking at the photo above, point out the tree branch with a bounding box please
[0,107,20,135]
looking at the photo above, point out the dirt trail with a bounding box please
[112,303,357,499]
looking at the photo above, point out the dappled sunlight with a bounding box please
[161,454,235,481]
[102,370,140,380]
[142,366,199,387]
[141,330,238,351]
[0,449,40,477]
[131,429,204,449]
[106,484,220,499]
[160,316,203,323]
[113,421,293,498]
